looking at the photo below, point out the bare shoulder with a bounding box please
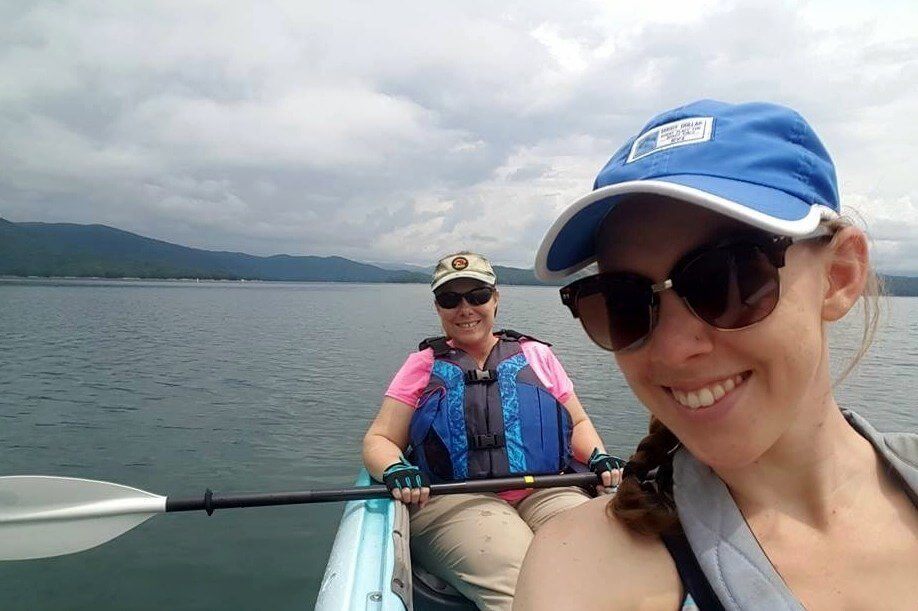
[514,496,682,610]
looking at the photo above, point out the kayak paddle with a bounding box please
[0,472,602,561]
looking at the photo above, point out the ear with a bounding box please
[821,226,869,322]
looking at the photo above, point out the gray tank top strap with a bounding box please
[842,409,918,505]
[672,450,801,611]
[672,409,918,611]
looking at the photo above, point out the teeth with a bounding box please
[698,388,715,406]
[671,374,745,410]
[457,321,479,329]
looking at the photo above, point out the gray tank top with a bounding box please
[672,409,917,611]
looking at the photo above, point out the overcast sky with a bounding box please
[1,0,916,273]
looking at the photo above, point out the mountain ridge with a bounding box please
[0,218,556,285]
[1,218,916,294]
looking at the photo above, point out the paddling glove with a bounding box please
[382,457,429,493]
[588,448,626,476]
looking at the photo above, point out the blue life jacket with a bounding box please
[407,330,573,483]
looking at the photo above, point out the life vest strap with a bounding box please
[418,336,452,357]
[465,368,498,384]
[497,329,552,347]
[417,330,552,356]
[469,432,506,450]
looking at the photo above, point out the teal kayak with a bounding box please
[316,469,475,610]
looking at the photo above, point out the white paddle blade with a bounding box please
[0,476,166,560]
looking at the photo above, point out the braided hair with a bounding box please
[607,416,682,536]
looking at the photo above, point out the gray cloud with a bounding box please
[0,0,915,273]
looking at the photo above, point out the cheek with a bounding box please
[436,309,454,327]
[691,272,823,426]
[753,283,826,394]
[765,263,825,356]
[614,354,655,402]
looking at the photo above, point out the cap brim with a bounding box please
[431,271,497,292]
[534,176,837,281]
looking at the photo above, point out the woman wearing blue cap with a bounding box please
[515,101,917,610]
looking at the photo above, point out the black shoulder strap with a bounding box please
[660,531,726,611]
[495,329,552,347]
[418,336,452,357]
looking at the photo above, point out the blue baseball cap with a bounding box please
[535,100,840,280]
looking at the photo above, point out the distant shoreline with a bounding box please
[2,218,916,293]
[0,275,553,287]
[2,274,916,296]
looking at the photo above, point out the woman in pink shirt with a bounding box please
[362,251,620,611]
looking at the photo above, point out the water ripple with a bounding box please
[0,279,914,609]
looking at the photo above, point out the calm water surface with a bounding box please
[0,279,915,609]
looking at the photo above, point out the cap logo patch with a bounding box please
[451,257,469,270]
[627,116,714,163]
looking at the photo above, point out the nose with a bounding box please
[645,290,714,367]
[456,298,476,315]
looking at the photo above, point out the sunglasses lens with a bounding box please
[466,287,494,306]
[575,290,613,350]
[575,279,654,352]
[606,281,655,351]
[435,292,462,308]
[435,287,494,308]
[679,244,779,329]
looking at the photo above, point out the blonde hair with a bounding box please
[823,216,885,385]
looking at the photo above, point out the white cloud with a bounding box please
[0,0,915,273]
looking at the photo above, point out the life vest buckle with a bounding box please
[465,369,497,384]
[470,433,506,450]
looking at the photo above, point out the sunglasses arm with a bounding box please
[559,287,580,318]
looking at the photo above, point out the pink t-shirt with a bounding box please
[385,340,573,407]
[385,339,575,502]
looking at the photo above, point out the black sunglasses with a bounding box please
[560,231,830,352]
[435,286,495,309]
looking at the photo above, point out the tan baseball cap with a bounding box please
[430,252,497,292]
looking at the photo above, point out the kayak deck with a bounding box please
[316,469,408,610]
[316,470,476,610]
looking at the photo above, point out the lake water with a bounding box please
[0,278,915,609]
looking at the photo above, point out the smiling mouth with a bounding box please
[456,320,480,330]
[666,372,751,410]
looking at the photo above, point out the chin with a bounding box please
[453,323,491,341]
[679,433,769,471]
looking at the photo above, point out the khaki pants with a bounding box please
[409,487,590,611]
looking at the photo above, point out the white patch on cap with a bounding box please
[627,117,714,163]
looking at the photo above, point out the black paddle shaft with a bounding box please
[164,472,601,515]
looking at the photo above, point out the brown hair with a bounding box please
[607,217,885,536]
[607,416,681,536]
